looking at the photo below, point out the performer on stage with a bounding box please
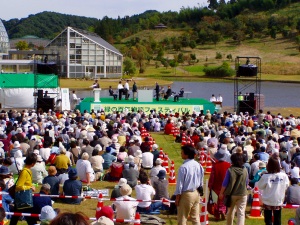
[174,88,184,102]
[210,94,216,102]
[90,80,100,89]
[155,82,160,101]
[132,81,138,101]
[124,80,130,100]
[216,94,223,107]
[117,81,124,100]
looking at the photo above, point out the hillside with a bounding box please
[3,11,98,39]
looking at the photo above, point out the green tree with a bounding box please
[232,30,245,44]
[123,57,136,75]
[296,35,300,52]
[270,26,277,39]
[15,41,29,50]
[189,40,197,49]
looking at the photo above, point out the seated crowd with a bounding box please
[0,108,299,224]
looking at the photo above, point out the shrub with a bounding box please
[215,52,222,59]
[203,62,235,77]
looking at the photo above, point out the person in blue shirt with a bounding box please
[258,146,270,163]
[102,147,117,170]
[174,145,204,225]
[0,180,13,219]
[63,168,82,205]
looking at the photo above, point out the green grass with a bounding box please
[14,132,297,225]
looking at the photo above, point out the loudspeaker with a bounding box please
[37,98,54,112]
[37,90,43,99]
[249,93,255,101]
[37,63,57,74]
[238,100,256,115]
[237,65,258,77]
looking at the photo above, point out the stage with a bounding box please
[76,97,216,114]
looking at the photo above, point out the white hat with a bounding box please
[225,132,231,138]
[95,144,103,151]
[134,150,142,158]
[219,144,227,154]
[91,216,114,225]
[0,141,4,148]
[129,139,134,143]
[120,184,132,196]
[16,128,23,133]
[112,137,118,143]
[33,149,40,155]
[127,155,134,163]
[39,205,57,221]
[152,144,158,150]
[87,127,96,132]
[155,158,163,165]
[118,178,127,187]
[13,141,21,148]
[37,155,43,162]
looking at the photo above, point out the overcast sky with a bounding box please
[1,0,207,21]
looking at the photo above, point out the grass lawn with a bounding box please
[15,132,297,224]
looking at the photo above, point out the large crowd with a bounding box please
[0,108,299,224]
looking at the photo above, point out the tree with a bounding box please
[270,26,277,39]
[232,30,245,44]
[296,35,300,52]
[189,40,197,49]
[211,32,222,47]
[123,57,136,75]
[15,41,29,50]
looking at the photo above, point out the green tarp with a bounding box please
[0,73,59,88]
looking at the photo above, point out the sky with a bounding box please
[1,0,208,21]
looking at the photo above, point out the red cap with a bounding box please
[96,206,114,220]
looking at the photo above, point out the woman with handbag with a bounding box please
[10,153,37,225]
[219,152,248,225]
[208,147,231,220]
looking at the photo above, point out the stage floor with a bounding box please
[77,97,216,114]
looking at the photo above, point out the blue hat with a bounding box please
[157,170,166,179]
[106,147,111,153]
[0,166,10,175]
[68,168,78,178]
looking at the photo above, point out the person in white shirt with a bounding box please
[76,152,95,185]
[141,148,153,169]
[31,155,48,184]
[135,172,162,214]
[117,81,124,100]
[112,184,138,221]
[124,80,130,100]
[71,90,79,110]
[210,94,216,102]
[216,94,223,106]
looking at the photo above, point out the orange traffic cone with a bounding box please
[134,212,141,225]
[200,198,209,225]
[163,153,170,174]
[199,150,206,168]
[168,161,176,185]
[247,187,264,219]
[95,193,103,218]
[205,156,212,174]
[159,148,164,159]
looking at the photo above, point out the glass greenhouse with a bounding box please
[45,27,123,78]
[0,19,9,55]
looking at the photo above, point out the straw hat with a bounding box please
[120,184,132,196]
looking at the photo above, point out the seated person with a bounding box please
[104,161,124,182]
[173,88,184,102]
[76,152,95,185]
[109,86,117,100]
[135,172,162,214]
[62,168,83,204]
[122,162,139,188]
[102,147,117,170]
[111,178,128,199]
[285,178,300,205]
[112,184,138,223]
[164,86,172,100]
[42,166,60,195]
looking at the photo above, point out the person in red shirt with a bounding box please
[164,119,174,135]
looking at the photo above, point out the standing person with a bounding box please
[124,80,130,100]
[216,94,223,107]
[219,153,248,225]
[257,156,289,225]
[90,80,100,88]
[155,82,160,101]
[71,90,79,110]
[9,153,38,225]
[132,81,138,101]
[174,145,204,225]
[117,81,124,100]
[208,149,231,220]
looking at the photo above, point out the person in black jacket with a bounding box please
[132,81,138,101]
[174,88,184,102]
[155,82,160,101]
